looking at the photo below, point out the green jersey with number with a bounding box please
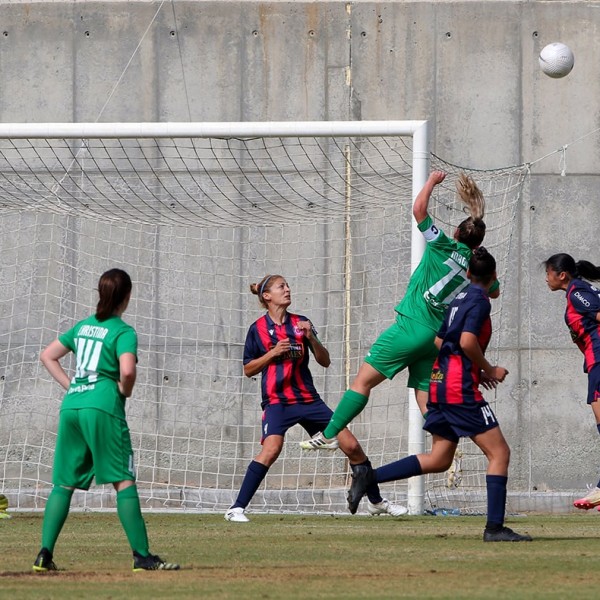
[58,314,137,419]
[395,215,472,332]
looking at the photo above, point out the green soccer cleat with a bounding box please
[32,548,58,572]
[132,551,180,571]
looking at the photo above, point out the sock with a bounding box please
[116,485,149,556]
[232,460,269,509]
[41,486,74,553]
[596,425,600,488]
[485,474,508,529]
[375,455,422,484]
[323,390,369,439]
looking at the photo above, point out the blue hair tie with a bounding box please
[259,275,273,296]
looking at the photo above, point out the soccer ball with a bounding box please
[539,42,574,78]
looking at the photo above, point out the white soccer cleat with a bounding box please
[299,432,339,450]
[367,498,408,517]
[224,506,250,523]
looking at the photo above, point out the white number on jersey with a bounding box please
[73,338,103,382]
[425,257,469,308]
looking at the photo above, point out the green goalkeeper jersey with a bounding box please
[395,215,472,332]
[58,314,137,419]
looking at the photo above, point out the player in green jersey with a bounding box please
[32,269,179,572]
[300,171,496,513]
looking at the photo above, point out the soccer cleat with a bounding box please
[367,498,408,517]
[573,486,600,510]
[347,463,375,514]
[224,506,250,523]
[132,551,180,571]
[299,433,339,451]
[32,548,57,572]
[483,526,532,542]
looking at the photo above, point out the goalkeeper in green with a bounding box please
[300,171,496,510]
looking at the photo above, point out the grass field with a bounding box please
[2,511,600,599]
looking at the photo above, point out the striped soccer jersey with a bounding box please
[429,284,492,405]
[243,312,322,408]
[565,278,600,373]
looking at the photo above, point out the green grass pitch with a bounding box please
[2,512,600,599]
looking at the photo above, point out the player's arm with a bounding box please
[298,321,331,368]
[412,171,446,225]
[40,339,72,390]
[460,332,508,383]
[243,339,291,377]
[488,279,500,299]
[434,336,443,351]
[119,353,137,398]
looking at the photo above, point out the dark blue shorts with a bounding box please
[261,400,333,443]
[587,363,600,404]
[423,401,499,443]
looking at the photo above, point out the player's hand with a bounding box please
[429,171,446,186]
[479,371,498,390]
[271,338,291,357]
[489,366,509,383]
[296,320,314,339]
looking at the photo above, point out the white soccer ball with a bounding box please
[539,42,574,78]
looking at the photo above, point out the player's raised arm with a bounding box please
[412,170,446,224]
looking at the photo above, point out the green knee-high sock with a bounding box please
[41,486,74,553]
[323,390,369,439]
[116,485,149,556]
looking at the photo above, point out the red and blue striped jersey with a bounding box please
[565,278,600,373]
[429,284,492,405]
[243,312,322,408]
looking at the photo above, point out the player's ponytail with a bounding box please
[575,260,600,282]
[469,246,496,285]
[455,173,486,249]
[96,269,132,321]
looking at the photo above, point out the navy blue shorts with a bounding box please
[424,401,499,443]
[261,400,333,443]
[587,363,600,404]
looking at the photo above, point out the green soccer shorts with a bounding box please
[53,408,136,489]
[364,314,439,392]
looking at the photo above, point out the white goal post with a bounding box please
[0,120,524,516]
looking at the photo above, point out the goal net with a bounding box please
[0,122,526,515]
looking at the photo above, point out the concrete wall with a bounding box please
[2,0,600,509]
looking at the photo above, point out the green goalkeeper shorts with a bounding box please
[364,314,439,392]
[53,408,136,489]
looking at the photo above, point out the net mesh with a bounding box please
[0,131,526,514]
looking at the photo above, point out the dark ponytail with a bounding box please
[575,260,600,281]
[96,269,132,321]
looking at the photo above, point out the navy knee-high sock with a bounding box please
[232,460,269,509]
[485,474,508,529]
[375,455,422,484]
